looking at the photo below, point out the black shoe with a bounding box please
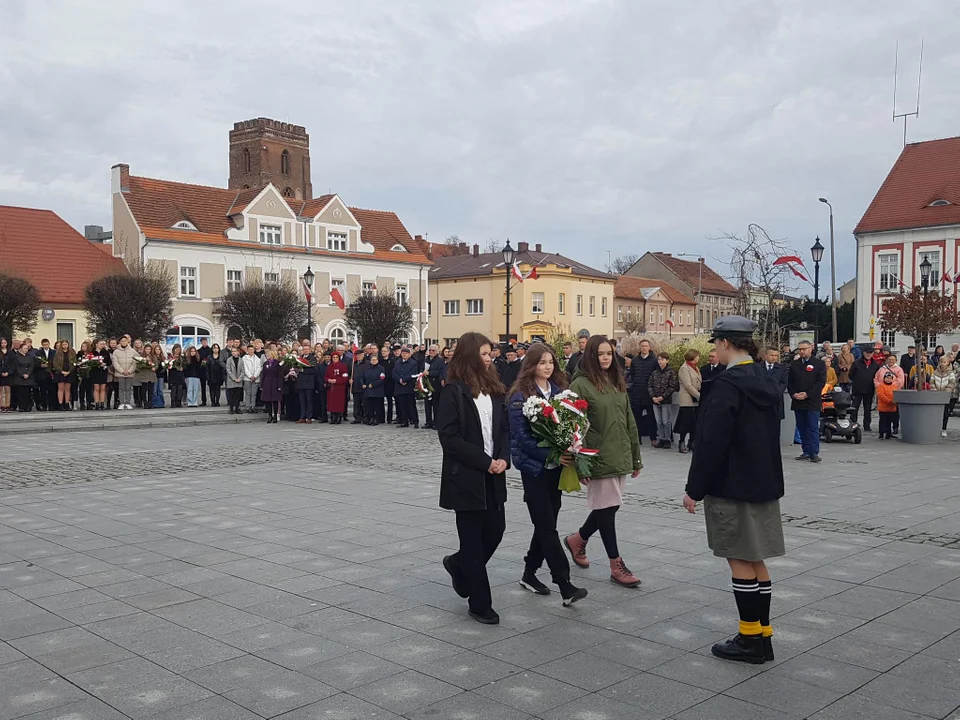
[469,608,500,625]
[519,572,551,596]
[795,454,810,461]
[559,581,588,606]
[711,634,766,664]
[810,455,822,463]
[351,419,362,424]
[443,555,468,598]
[763,636,774,662]
[397,422,409,428]
[413,424,420,429]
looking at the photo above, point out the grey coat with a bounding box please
[224,355,244,389]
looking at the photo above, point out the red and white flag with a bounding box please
[665,318,674,328]
[330,288,346,310]
[525,266,539,281]
[512,262,524,282]
[774,255,809,283]
[301,278,313,305]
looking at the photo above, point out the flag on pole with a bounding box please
[788,265,809,283]
[330,288,346,310]
[954,271,960,284]
[525,267,539,281]
[512,262,524,282]
[773,255,805,267]
[944,268,955,284]
[665,318,674,328]
[301,278,313,305]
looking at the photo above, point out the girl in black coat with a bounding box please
[438,332,510,625]
[684,317,784,666]
[206,345,226,406]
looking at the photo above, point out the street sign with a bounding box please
[800,321,808,330]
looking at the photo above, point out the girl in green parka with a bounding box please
[564,335,643,588]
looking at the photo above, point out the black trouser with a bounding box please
[424,392,435,426]
[879,411,895,438]
[200,374,208,405]
[298,389,313,420]
[521,468,569,584]
[580,505,620,559]
[140,382,153,407]
[365,396,384,424]
[852,391,873,429]
[449,480,505,613]
[12,386,32,411]
[226,387,242,411]
[386,393,394,422]
[81,379,93,407]
[284,391,299,421]
[209,384,222,406]
[170,384,186,407]
[266,400,279,419]
[314,389,327,421]
[631,401,657,441]
[399,394,418,426]
[108,381,119,408]
[133,385,142,407]
[352,392,364,421]
[944,399,957,431]
[34,377,51,409]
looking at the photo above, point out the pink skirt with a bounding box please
[586,475,626,510]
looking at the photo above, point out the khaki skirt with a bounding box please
[703,495,785,561]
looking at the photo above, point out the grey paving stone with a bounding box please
[766,653,880,693]
[68,656,178,693]
[351,669,461,715]
[145,695,264,720]
[673,694,795,720]
[9,696,130,720]
[300,650,406,691]
[806,585,920,621]
[219,621,320,652]
[857,673,960,719]
[185,653,288,693]
[540,693,662,720]
[647,650,767,691]
[256,636,354,670]
[10,578,87,600]
[93,676,215,716]
[144,637,246,673]
[8,626,102,657]
[316,618,415,649]
[0,677,90,719]
[420,617,518,649]
[474,670,588,714]
[887,652,960,686]
[808,636,914,673]
[585,636,686,671]
[34,641,136,675]
[406,690,532,720]
[31,588,113,612]
[474,633,572,669]
[416,649,523,691]
[842,620,945,654]
[0,641,26,665]
[535,650,639,691]
[0,610,73,641]
[599,671,715,717]
[725,673,848,719]
[382,605,463,632]
[54,599,139,625]
[273,692,405,719]
[0,657,58,686]
[223,669,338,717]
[123,586,200,610]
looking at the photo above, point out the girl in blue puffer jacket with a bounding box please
[508,343,588,607]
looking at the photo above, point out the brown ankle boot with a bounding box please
[609,557,641,587]
[564,532,590,568]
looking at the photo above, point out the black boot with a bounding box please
[763,636,774,662]
[711,634,766,664]
[559,580,588,607]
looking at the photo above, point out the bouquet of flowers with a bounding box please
[133,355,155,372]
[281,352,310,370]
[169,357,184,372]
[77,353,105,378]
[415,373,435,399]
[521,389,597,493]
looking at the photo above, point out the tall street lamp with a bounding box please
[811,237,825,345]
[302,265,315,342]
[818,198,838,343]
[502,241,515,344]
[920,254,932,387]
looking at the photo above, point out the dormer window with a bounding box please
[171,221,197,231]
[390,244,407,252]
[929,199,952,207]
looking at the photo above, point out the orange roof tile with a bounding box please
[0,205,127,305]
[856,136,960,234]
[615,276,696,304]
[648,253,737,296]
[123,174,429,263]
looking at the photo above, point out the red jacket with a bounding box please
[324,361,350,413]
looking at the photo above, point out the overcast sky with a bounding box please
[2,1,957,295]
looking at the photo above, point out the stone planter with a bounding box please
[893,390,950,445]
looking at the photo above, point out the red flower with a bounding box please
[542,405,555,417]
[574,399,588,411]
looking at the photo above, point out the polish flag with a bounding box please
[773,255,805,267]
[525,266,539,281]
[943,268,955,284]
[512,262,525,282]
[665,319,674,328]
[301,278,313,305]
[330,288,346,310]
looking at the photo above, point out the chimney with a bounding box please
[534,243,542,252]
[111,163,130,194]
[473,244,479,257]
[414,234,424,244]
[517,241,529,252]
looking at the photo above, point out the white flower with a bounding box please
[556,389,578,401]
[522,395,548,419]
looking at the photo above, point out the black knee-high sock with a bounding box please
[758,579,772,637]
[732,577,761,636]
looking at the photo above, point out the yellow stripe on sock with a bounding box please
[761,625,773,638]
[739,620,762,636]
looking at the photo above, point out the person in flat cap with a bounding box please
[682,315,785,666]
[565,329,591,378]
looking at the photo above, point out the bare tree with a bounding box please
[483,238,501,254]
[606,254,639,275]
[344,291,413,347]
[723,224,802,345]
[214,279,308,342]
[84,261,172,340]
[0,273,41,341]
[618,315,646,337]
[442,234,470,255]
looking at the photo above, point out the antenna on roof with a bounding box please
[893,38,923,148]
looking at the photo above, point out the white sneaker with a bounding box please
[941,430,948,438]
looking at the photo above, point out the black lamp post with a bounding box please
[919,255,932,384]
[811,237,824,344]
[502,241,515,344]
[303,266,315,342]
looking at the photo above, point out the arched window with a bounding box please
[281,150,290,175]
[282,187,294,198]
[165,324,211,352]
[329,327,347,345]
[242,148,251,172]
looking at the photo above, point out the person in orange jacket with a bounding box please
[876,371,898,440]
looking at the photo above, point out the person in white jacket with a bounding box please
[239,345,264,413]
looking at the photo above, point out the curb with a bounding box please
[0,415,259,436]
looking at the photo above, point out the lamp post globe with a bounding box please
[502,241,515,345]
[811,237,825,264]
[920,254,932,288]
[303,266,314,289]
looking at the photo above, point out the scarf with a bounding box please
[685,360,700,375]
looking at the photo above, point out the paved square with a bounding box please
[1,417,959,719]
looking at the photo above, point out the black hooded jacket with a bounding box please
[686,361,784,503]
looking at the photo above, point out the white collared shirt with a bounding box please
[474,393,494,458]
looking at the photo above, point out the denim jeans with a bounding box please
[652,403,673,441]
[795,410,820,458]
[186,377,200,406]
[153,378,165,407]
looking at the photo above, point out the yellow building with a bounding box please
[1,205,126,346]
[426,241,615,346]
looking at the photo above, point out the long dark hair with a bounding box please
[580,335,626,392]
[510,343,567,398]
[446,332,505,398]
[727,337,761,362]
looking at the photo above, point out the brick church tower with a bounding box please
[228,118,313,200]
